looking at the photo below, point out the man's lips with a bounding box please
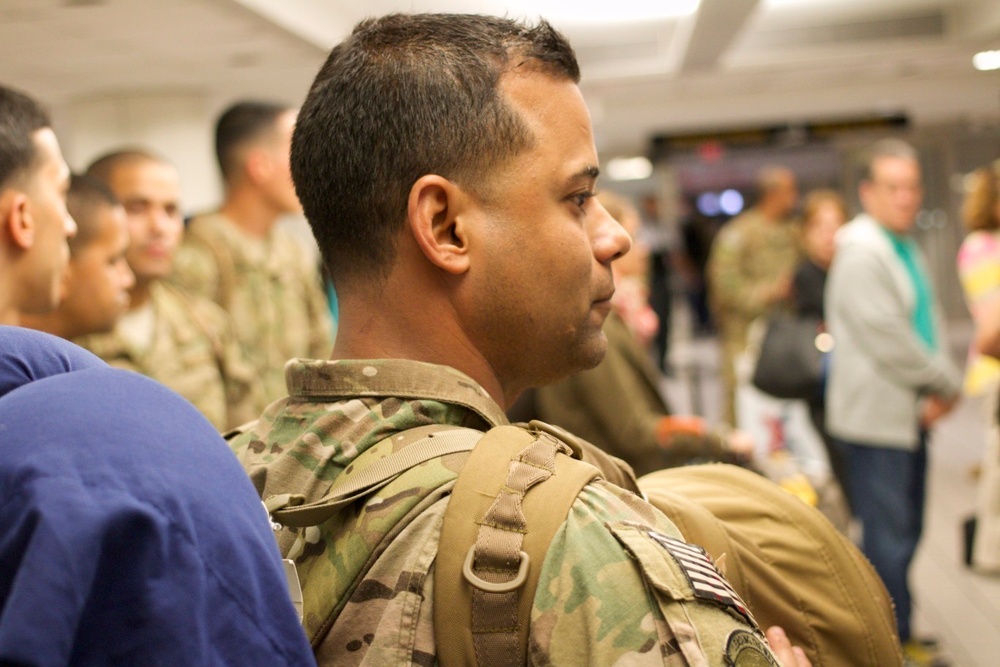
[592,291,615,314]
[140,244,172,259]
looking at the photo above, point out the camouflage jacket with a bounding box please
[75,281,259,431]
[706,209,801,343]
[231,358,778,666]
[170,212,334,410]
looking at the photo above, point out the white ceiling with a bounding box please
[1,0,998,158]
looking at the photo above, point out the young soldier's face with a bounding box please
[108,160,183,283]
[260,109,302,215]
[60,203,134,335]
[462,71,631,398]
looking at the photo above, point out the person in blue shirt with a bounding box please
[0,326,315,666]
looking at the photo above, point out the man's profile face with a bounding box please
[20,128,76,314]
[861,156,923,234]
[462,70,631,397]
[107,160,183,283]
[260,109,302,215]
[60,203,134,335]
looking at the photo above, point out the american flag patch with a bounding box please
[647,530,757,628]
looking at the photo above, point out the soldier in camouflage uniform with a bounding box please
[79,150,259,431]
[706,167,802,426]
[232,14,811,667]
[171,102,333,410]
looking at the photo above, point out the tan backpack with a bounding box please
[263,421,901,667]
[639,464,903,666]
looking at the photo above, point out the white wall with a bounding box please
[57,93,222,216]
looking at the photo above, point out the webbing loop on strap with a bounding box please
[526,419,586,459]
[435,424,604,667]
[463,546,530,594]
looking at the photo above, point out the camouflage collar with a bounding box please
[284,358,509,427]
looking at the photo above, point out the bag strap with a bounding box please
[435,422,602,667]
[264,424,484,558]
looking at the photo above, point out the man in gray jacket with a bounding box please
[825,138,961,667]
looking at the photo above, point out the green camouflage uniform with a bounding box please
[706,210,800,426]
[171,212,334,411]
[231,358,779,666]
[76,281,259,431]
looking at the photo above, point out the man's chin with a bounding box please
[517,331,608,393]
[570,332,608,373]
[142,266,174,282]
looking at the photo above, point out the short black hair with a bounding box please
[85,148,170,186]
[0,85,52,190]
[67,173,120,253]
[215,100,293,183]
[291,13,580,284]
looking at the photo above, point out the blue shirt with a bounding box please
[0,327,315,666]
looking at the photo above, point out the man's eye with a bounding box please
[572,191,595,210]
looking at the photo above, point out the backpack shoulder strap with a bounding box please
[264,424,483,559]
[435,422,602,667]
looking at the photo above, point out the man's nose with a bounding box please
[593,203,632,264]
[120,260,136,289]
[150,208,174,234]
[64,212,78,238]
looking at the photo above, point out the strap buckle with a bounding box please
[462,546,530,594]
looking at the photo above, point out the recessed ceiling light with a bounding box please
[973,50,1000,71]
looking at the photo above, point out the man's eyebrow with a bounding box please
[567,165,600,184]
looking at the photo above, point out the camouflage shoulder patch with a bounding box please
[725,629,780,666]
[646,530,758,629]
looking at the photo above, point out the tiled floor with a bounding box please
[662,315,1000,666]
[911,391,1000,667]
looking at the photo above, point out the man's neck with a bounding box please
[0,274,20,325]
[128,279,155,310]
[0,305,20,326]
[19,311,69,339]
[219,189,281,239]
[333,285,507,409]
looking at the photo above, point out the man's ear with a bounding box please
[1,192,34,250]
[245,148,273,185]
[407,174,471,275]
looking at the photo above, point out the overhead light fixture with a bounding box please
[606,156,653,181]
[510,0,700,24]
[973,50,1000,71]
